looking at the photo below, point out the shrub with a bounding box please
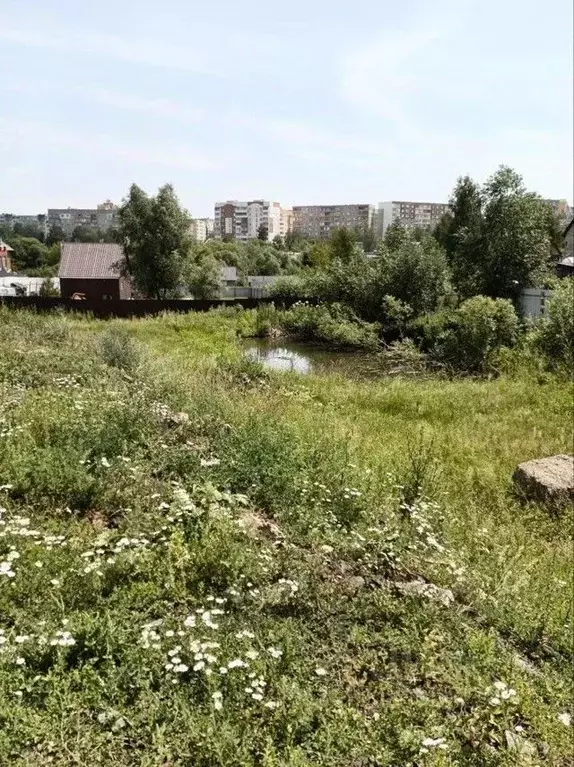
[98,328,142,373]
[434,295,519,373]
[278,302,380,349]
[536,279,574,372]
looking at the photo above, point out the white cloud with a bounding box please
[0,79,206,122]
[0,118,218,172]
[0,24,215,75]
[263,118,392,160]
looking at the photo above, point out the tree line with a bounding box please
[1,165,568,303]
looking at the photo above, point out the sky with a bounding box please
[0,0,572,217]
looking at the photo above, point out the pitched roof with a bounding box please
[59,243,124,280]
[0,239,14,252]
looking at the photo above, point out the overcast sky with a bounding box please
[0,0,572,216]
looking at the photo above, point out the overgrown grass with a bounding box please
[0,306,572,766]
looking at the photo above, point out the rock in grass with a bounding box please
[513,455,574,509]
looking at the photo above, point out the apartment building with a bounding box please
[376,201,450,236]
[280,207,294,238]
[214,200,284,241]
[0,213,47,235]
[190,218,215,243]
[292,205,374,239]
[47,200,118,236]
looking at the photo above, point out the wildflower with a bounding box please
[246,650,259,661]
[264,701,279,709]
[174,664,189,673]
[252,693,264,701]
[101,457,111,468]
[212,691,223,710]
[315,667,327,677]
[228,659,247,670]
[193,660,205,671]
[236,630,255,640]
[50,579,61,587]
[501,688,517,700]
[15,636,29,644]
[34,561,43,568]
[493,681,506,691]
[267,647,282,659]
[558,712,571,727]
[15,657,26,666]
[184,616,196,628]
[489,697,501,707]
[200,457,220,468]
[0,561,15,578]
[219,667,228,675]
[421,737,447,751]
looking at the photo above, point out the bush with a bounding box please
[98,328,142,373]
[433,295,519,373]
[278,302,380,349]
[536,279,574,372]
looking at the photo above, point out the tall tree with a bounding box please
[118,183,191,299]
[330,228,356,263]
[481,167,552,299]
[437,175,485,298]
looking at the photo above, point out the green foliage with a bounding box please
[0,308,570,764]
[185,251,221,299]
[274,302,380,349]
[435,296,520,373]
[118,183,191,299]
[378,234,453,316]
[438,166,554,300]
[7,236,50,271]
[329,228,357,264]
[39,277,59,297]
[98,328,142,373]
[536,278,574,371]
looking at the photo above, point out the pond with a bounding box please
[243,338,379,378]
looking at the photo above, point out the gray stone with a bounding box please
[513,454,574,508]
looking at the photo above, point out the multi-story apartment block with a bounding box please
[47,201,118,236]
[292,204,374,239]
[190,218,215,243]
[214,200,284,241]
[280,207,294,238]
[0,213,47,236]
[375,201,450,236]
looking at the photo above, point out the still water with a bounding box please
[243,339,377,378]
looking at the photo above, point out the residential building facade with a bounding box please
[292,205,374,239]
[280,207,294,238]
[0,213,47,236]
[0,240,14,273]
[376,201,450,236]
[214,200,284,241]
[48,201,118,237]
[190,218,215,242]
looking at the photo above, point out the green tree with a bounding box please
[185,253,221,299]
[257,224,269,241]
[383,221,409,251]
[272,235,284,250]
[436,175,485,298]
[118,183,191,299]
[378,234,452,315]
[481,166,551,299]
[9,237,50,271]
[46,224,66,246]
[330,228,356,263]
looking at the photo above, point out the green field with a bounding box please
[0,307,572,766]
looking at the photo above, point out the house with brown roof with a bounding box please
[58,243,131,300]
